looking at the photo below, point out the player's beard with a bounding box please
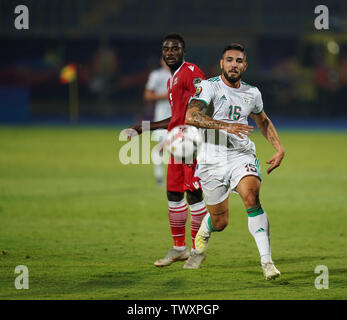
[222,69,242,84]
[164,57,183,72]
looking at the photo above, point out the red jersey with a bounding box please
[167,62,205,131]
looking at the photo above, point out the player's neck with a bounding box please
[169,67,176,75]
[169,61,184,75]
[221,74,241,89]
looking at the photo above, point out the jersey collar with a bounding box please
[220,75,243,90]
[169,61,186,89]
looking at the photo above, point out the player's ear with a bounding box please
[220,59,223,70]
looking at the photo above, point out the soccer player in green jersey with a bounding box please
[185,44,285,280]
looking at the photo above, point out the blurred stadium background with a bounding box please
[1,0,347,126]
[1,0,347,301]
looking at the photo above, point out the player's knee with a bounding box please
[185,189,203,205]
[212,211,229,231]
[214,220,228,231]
[167,191,184,202]
[242,191,260,208]
[214,221,228,231]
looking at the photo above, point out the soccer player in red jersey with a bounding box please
[127,34,250,268]
[157,34,208,269]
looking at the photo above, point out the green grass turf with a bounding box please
[0,126,346,300]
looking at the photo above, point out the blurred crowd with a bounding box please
[0,34,346,120]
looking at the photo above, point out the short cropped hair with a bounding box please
[222,43,246,59]
[163,33,186,49]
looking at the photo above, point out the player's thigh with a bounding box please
[197,163,230,207]
[183,161,201,192]
[207,196,229,216]
[166,161,184,193]
[183,161,203,203]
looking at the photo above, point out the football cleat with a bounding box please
[183,251,206,269]
[154,248,190,267]
[194,227,211,255]
[262,262,281,280]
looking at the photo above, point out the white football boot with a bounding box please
[154,248,190,267]
[262,262,281,280]
[194,227,211,255]
[183,251,206,269]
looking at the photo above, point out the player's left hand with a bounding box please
[266,149,285,174]
[225,123,254,138]
[125,125,142,140]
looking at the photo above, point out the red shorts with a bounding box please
[166,157,201,193]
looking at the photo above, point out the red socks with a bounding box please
[168,199,208,250]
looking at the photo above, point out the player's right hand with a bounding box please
[225,123,254,138]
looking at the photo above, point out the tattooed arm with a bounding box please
[185,99,254,139]
[250,111,285,174]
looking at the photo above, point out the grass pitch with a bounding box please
[0,126,346,300]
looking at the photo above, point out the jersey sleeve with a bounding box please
[184,65,206,95]
[145,71,158,91]
[251,88,264,115]
[189,80,214,108]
